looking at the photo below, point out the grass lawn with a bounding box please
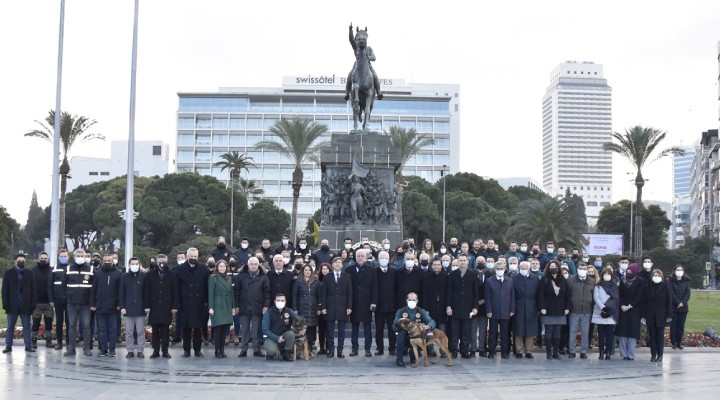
[685,291,720,333]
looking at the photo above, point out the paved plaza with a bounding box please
[2,343,719,399]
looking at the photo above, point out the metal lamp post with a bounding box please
[441,164,447,243]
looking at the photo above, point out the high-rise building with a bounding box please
[671,147,694,248]
[542,61,612,225]
[176,76,460,229]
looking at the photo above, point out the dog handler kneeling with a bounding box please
[262,293,301,361]
[392,292,436,367]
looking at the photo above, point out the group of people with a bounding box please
[2,236,691,366]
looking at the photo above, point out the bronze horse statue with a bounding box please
[350,28,375,131]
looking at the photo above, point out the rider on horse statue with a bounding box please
[344,23,383,101]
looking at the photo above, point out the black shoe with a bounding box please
[25,347,36,353]
[126,352,135,359]
[150,351,160,359]
[337,351,345,358]
[501,354,510,359]
[171,338,181,343]
[568,353,576,359]
[195,351,204,357]
[487,353,495,359]
[327,351,334,359]
[64,349,76,356]
[678,345,684,350]
[83,349,92,356]
[469,351,476,358]
[389,349,395,356]
[344,94,350,101]
[559,350,566,355]
[238,351,247,358]
[515,353,523,359]
[3,347,11,354]
[623,357,629,360]
[162,353,171,359]
[31,340,37,350]
[45,340,53,348]
[98,350,108,357]
[377,93,384,100]
[451,351,458,359]
[182,351,191,358]
[656,356,663,362]
[266,355,273,360]
[375,350,384,356]
[253,351,264,357]
[365,350,372,357]
[461,352,471,359]
[525,353,534,359]
[552,354,560,360]
[215,350,222,358]
[349,350,358,357]
[599,353,604,360]
[109,351,116,357]
[580,353,587,359]
[478,351,486,357]
[605,354,611,360]
[396,359,405,367]
[671,344,677,349]
[651,355,657,362]
[55,344,63,350]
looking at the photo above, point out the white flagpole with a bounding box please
[50,0,66,264]
[124,0,139,266]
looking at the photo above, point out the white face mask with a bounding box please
[643,262,652,270]
[582,257,589,263]
[451,265,459,271]
[283,257,290,265]
[275,301,286,309]
[519,269,529,277]
[531,265,539,272]
[495,269,505,278]
[509,264,518,272]
[383,243,390,250]
[75,257,85,265]
[546,247,554,253]
[299,244,306,249]
[282,239,289,245]
[652,276,662,284]
[177,258,185,265]
[130,264,140,273]
[486,263,494,270]
[603,275,612,282]
[520,246,527,252]
[619,263,629,271]
[562,272,570,279]
[578,269,587,278]
[378,259,389,267]
[241,243,249,249]
[345,244,352,250]
[405,260,415,269]
[675,270,684,278]
[407,300,417,309]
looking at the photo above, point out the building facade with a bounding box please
[176,77,460,229]
[67,140,171,192]
[497,177,545,193]
[542,61,612,225]
[671,147,694,248]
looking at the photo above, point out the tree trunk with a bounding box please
[634,171,644,262]
[395,172,405,235]
[59,157,70,250]
[291,167,304,241]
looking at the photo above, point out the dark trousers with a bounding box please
[213,324,230,353]
[351,322,372,352]
[306,326,317,349]
[96,312,119,352]
[31,306,53,339]
[5,314,31,348]
[151,324,170,353]
[182,327,203,353]
[173,312,185,341]
[488,318,510,355]
[54,301,69,345]
[374,311,396,352]
[326,320,346,352]
[545,324,562,354]
[450,318,471,354]
[67,304,91,350]
[670,311,687,346]
[318,314,327,351]
[79,310,96,342]
[597,324,615,355]
[395,330,415,361]
[648,326,666,357]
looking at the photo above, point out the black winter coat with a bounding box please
[445,268,480,320]
[144,269,180,325]
[48,264,68,303]
[669,276,691,313]
[235,268,270,316]
[395,266,424,309]
[31,263,51,303]
[615,277,644,338]
[119,271,147,318]
[90,266,123,313]
[320,271,352,321]
[643,281,673,328]
[538,275,570,316]
[267,269,296,308]
[420,270,448,327]
[293,277,320,327]
[376,267,397,313]
[2,268,36,315]
[175,262,210,328]
[512,273,540,336]
[65,263,94,306]
[346,262,378,323]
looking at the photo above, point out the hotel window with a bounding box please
[152,145,162,156]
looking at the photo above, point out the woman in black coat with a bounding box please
[615,268,644,360]
[316,263,332,354]
[669,265,691,349]
[537,260,570,359]
[642,269,673,362]
[293,265,320,354]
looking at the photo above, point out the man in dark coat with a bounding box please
[374,250,397,355]
[30,252,53,349]
[235,257,270,357]
[311,239,335,268]
[175,247,210,357]
[268,254,296,308]
[320,257,352,358]
[567,262,595,359]
[49,249,70,350]
[292,238,312,265]
[512,261,540,358]
[395,252,424,309]
[346,249,378,357]
[484,260,515,359]
[233,237,254,267]
[90,254,123,357]
[211,236,231,262]
[119,257,147,358]
[470,265,489,357]
[2,254,37,353]
[445,254,479,359]
[616,268,644,360]
[64,249,94,357]
[480,239,501,262]
[145,259,179,358]
[275,234,294,254]
[421,258,448,357]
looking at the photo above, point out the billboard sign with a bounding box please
[583,233,624,256]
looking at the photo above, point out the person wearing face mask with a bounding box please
[592,266,619,360]
[90,254,122,357]
[347,249,378,357]
[446,254,479,359]
[144,254,179,359]
[392,292,436,367]
[566,263,596,359]
[210,236,231,263]
[175,247,210,358]
[119,257,147,358]
[642,269,672,362]
[208,260,234,358]
[2,253,37,354]
[49,249,70,350]
[556,248,576,276]
[507,257,520,277]
[529,258,543,278]
[420,259,448,357]
[538,260,570,360]
[268,255,295,310]
[64,249,94,356]
[292,238,311,265]
[312,239,335,268]
[205,256,217,275]
[434,242,449,260]
[505,241,525,263]
[30,252,53,349]
[638,256,653,284]
[439,254,452,272]
[581,251,590,265]
[374,251,397,356]
[512,261,540,359]
[470,256,489,358]
[235,257,270,358]
[393,246,406,270]
[320,257,353,358]
[539,241,556,271]
[418,253,432,273]
[274,234,295,255]
[381,239,392,253]
[262,294,299,361]
[280,250,293,271]
[174,252,186,270]
[171,253,187,343]
[615,263,643,361]
[669,265,690,350]
[232,237,254,267]
[615,256,630,281]
[484,260,515,359]
[519,242,531,260]
[292,265,320,358]
[109,252,124,273]
[395,252,423,311]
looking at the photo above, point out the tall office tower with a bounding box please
[176,76,460,230]
[542,61,612,225]
[671,147,694,248]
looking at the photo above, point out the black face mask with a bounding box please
[321,245,330,251]
[158,263,168,271]
[572,254,579,259]
[420,259,429,267]
[217,243,226,249]
[548,267,559,274]
[150,261,158,269]
[532,249,539,255]
[478,263,486,270]
[188,258,198,266]
[207,262,216,269]
[102,263,113,270]
[92,259,101,267]
[38,260,49,268]
[16,261,26,269]
[229,261,238,267]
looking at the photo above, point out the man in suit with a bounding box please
[347,249,378,357]
[2,253,37,353]
[445,254,479,359]
[175,247,209,358]
[374,250,397,355]
[320,257,352,358]
[484,260,515,359]
[268,254,295,308]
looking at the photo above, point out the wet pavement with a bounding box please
[2,342,719,399]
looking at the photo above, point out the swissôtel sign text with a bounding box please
[282,75,404,87]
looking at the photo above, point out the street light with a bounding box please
[441,165,448,243]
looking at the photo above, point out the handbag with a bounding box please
[600,307,611,319]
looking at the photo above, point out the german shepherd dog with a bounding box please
[291,316,312,361]
[397,318,453,368]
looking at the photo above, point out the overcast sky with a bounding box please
[1,0,719,226]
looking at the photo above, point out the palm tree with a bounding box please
[25,110,104,248]
[387,126,435,232]
[603,126,684,260]
[213,151,255,248]
[505,196,587,250]
[237,178,264,200]
[257,118,328,241]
